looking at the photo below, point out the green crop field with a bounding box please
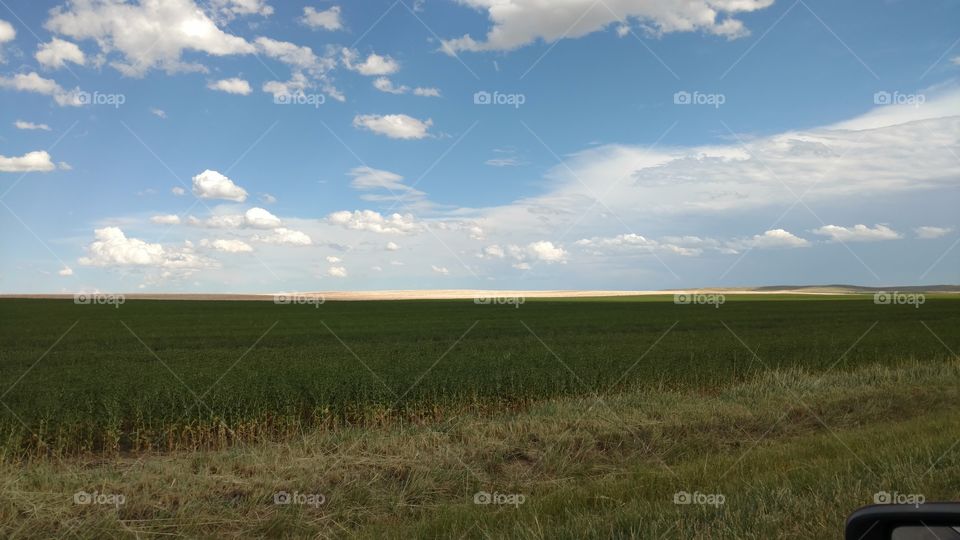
[1,296,959,537]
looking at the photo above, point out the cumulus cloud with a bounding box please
[201,238,253,252]
[440,0,773,54]
[328,210,420,234]
[78,227,215,271]
[252,227,312,245]
[150,214,181,225]
[191,169,248,201]
[244,207,281,228]
[526,240,568,263]
[45,0,256,76]
[301,6,342,30]
[172,186,186,196]
[0,19,14,60]
[0,72,84,106]
[327,265,347,277]
[207,77,252,94]
[151,108,167,118]
[14,120,51,131]
[35,38,86,69]
[413,86,440,97]
[812,224,902,243]
[431,265,449,275]
[915,226,953,239]
[740,229,810,249]
[386,241,400,251]
[352,114,432,139]
[342,48,399,75]
[210,0,273,19]
[0,150,56,173]
[58,266,74,276]
[325,255,341,263]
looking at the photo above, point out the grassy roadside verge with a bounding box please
[2,358,959,538]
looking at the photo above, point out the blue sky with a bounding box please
[0,0,958,293]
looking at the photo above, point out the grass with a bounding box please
[0,296,956,458]
[0,296,958,537]
[1,358,959,538]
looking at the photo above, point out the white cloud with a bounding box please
[0,150,56,173]
[207,77,252,95]
[79,227,215,271]
[327,265,348,277]
[413,86,440,97]
[191,169,248,202]
[347,166,424,202]
[526,241,568,263]
[371,77,440,97]
[953,56,960,66]
[431,265,449,275]
[151,108,167,118]
[0,72,84,106]
[352,114,432,139]
[14,120,51,131]
[373,77,407,94]
[244,207,281,228]
[260,193,277,204]
[812,224,902,243]
[150,214,181,225]
[386,241,400,251]
[36,38,86,69]
[58,266,74,276]
[741,229,810,249]
[328,210,420,234]
[190,214,244,229]
[201,238,253,253]
[0,19,15,44]
[915,226,953,239]
[45,0,256,76]
[211,0,273,18]
[482,244,505,258]
[252,227,312,245]
[325,255,341,263]
[261,71,308,99]
[302,6,342,30]
[342,48,399,75]
[440,0,772,54]
[172,186,186,196]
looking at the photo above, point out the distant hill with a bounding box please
[751,284,960,294]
